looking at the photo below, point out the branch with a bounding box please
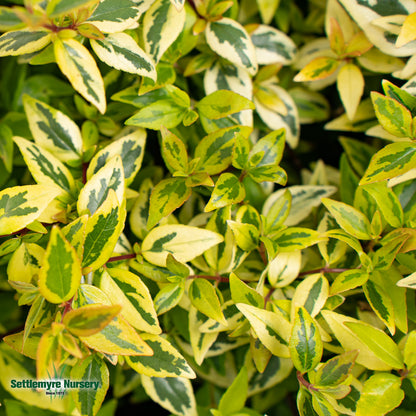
[106,253,136,263]
[188,274,230,283]
[299,266,356,277]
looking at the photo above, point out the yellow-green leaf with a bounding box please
[396,12,416,48]
[142,224,223,266]
[294,57,340,82]
[337,63,364,120]
[63,304,122,337]
[38,226,82,304]
[0,29,52,57]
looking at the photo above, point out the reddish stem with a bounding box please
[82,162,89,184]
[298,267,352,277]
[297,371,318,392]
[0,228,29,239]
[107,253,136,263]
[264,287,275,307]
[188,274,230,283]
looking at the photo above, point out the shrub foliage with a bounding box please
[1,0,416,415]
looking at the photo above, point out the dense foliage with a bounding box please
[1,0,416,415]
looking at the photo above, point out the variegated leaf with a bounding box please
[23,95,83,164]
[236,303,291,357]
[230,273,263,307]
[62,215,88,260]
[254,82,300,148]
[87,0,151,33]
[154,282,185,315]
[91,32,156,80]
[289,307,323,373]
[227,221,259,251]
[322,198,372,240]
[330,269,369,295]
[268,250,301,288]
[294,57,340,82]
[315,350,358,387]
[338,0,416,57]
[129,178,153,240]
[361,142,416,184]
[195,125,252,175]
[291,273,329,318]
[127,334,195,378]
[273,227,325,252]
[250,24,296,65]
[78,155,125,215]
[0,29,52,57]
[205,173,246,212]
[71,354,109,416]
[63,304,121,337]
[87,127,146,186]
[54,38,106,113]
[141,375,197,416]
[38,226,82,304]
[363,279,395,334]
[205,18,258,75]
[0,7,25,31]
[0,185,60,235]
[143,0,186,63]
[371,91,413,138]
[148,178,192,229]
[97,268,161,334]
[82,190,126,271]
[14,136,76,196]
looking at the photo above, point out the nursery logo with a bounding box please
[10,378,101,397]
[10,368,101,398]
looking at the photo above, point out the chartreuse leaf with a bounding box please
[141,375,197,416]
[189,278,226,325]
[345,322,404,369]
[7,242,44,284]
[78,155,125,215]
[97,268,161,334]
[289,307,323,374]
[337,63,364,120]
[294,57,340,82]
[23,95,83,164]
[129,178,152,240]
[126,334,195,378]
[205,173,246,212]
[404,331,416,369]
[363,279,395,334]
[371,91,413,138]
[318,213,347,265]
[0,29,52,57]
[82,190,126,271]
[356,373,404,416]
[91,33,156,80]
[330,269,369,295]
[322,198,372,240]
[154,282,185,315]
[63,304,121,337]
[148,178,192,229]
[14,136,76,196]
[362,142,416,184]
[3,326,48,360]
[312,393,338,416]
[236,303,291,357]
[195,126,252,175]
[54,38,106,114]
[143,0,186,63]
[196,90,255,119]
[230,273,263,307]
[218,366,248,415]
[322,310,394,371]
[382,80,416,115]
[87,127,146,186]
[297,389,315,416]
[314,350,358,387]
[206,18,258,75]
[38,226,82,304]
[70,354,109,416]
[142,224,223,267]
